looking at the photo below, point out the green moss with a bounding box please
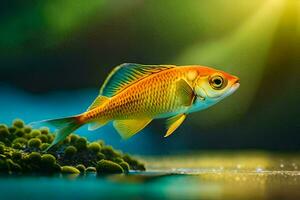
[119,161,130,172]
[76,164,86,173]
[40,143,50,151]
[0,144,5,154]
[15,128,24,137]
[40,127,49,135]
[30,130,41,137]
[64,146,77,157]
[37,134,48,143]
[75,137,87,151]
[88,142,101,153]
[12,143,22,149]
[86,166,97,173]
[0,119,146,175]
[70,134,79,143]
[13,119,25,129]
[12,151,22,160]
[7,159,22,172]
[8,127,16,134]
[0,126,10,138]
[27,138,42,148]
[61,166,80,174]
[41,154,56,166]
[96,152,105,160]
[101,146,121,158]
[96,160,124,174]
[23,126,32,134]
[28,152,41,164]
[12,137,27,145]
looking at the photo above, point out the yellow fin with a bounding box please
[164,114,186,137]
[176,79,195,106]
[88,119,109,131]
[100,63,175,97]
[113,118,152,139]
[87,96,109,111]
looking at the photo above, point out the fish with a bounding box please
[35,63,240,150]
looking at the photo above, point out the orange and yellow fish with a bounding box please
[36,63,240,150]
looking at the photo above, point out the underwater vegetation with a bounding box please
[0,119,145,175]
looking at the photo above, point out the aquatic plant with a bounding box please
[0,119,145,175]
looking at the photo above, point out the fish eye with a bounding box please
[209,75,226,90]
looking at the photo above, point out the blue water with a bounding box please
[0,85,163,154]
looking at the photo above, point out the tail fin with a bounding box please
[31,115,83,151]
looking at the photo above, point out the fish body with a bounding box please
[37,63,240,150]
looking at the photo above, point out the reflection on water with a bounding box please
[0,151,299,200]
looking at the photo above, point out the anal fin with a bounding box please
[165,114,186,137]
[113,118,152,139]
[88,119,109,131]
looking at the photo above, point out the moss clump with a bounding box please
[75,137,87,151]
[28,152,41,164]
[27,138,42,148]
[76,164,86,173]
[0,125,9,138]
[96,160,124,174]
[64,146,77,157]
[61,166,80,174]
[40,127,49,135]
[37,135,48,143]
[119,161,130,172]
[13,119,25,129]
[0,119,145,175]
[30,130,41,138]
[23,126,32,134]
[88,142,101,153]
[86,166,97,173]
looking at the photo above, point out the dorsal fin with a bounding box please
[100,63,175,97]
[87,96,110,111]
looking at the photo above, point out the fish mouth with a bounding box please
[225,81,240,97]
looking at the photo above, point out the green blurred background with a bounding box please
[0,0,299,153]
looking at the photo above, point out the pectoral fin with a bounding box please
[113,118,152,139]
[165,114,186,137]
[176,79,195,106]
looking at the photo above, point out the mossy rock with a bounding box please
[61,166,80,174]
[12,151,22,160]
[75,137,87,151]
[37,134,48,143]
[40,143,50,151]
[23,126,32,134]
[41,154,56,166]
[0,119,146,175]
[0,144,5,154]
[28,152,41,164]
[76,164,86,173]
[119,161,130,172]
[0,126,9,138]
[13,119,25,129]
[64,146,77,157]
[88,142,101,153]
[12,137,27,145]
[86,166,97,173]
[30,130,41,138]
[40,127,49,135]
[27,138,42,148]
[96,160,124,174]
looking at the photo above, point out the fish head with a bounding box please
[192,66,240,105]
